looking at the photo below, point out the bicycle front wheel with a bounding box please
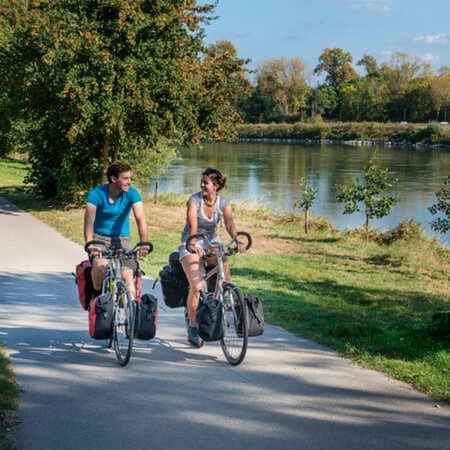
[220,283,248,366]
[112,282,135,367]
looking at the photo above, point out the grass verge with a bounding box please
[0,347,20,450]
[0,157,449,404]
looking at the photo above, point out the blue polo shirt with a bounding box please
[86,184,142,237]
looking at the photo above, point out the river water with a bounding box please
[157,142,450,244]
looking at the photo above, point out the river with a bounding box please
[157,142,450,244]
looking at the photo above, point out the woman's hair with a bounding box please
[106,162,131,183]
[202,167,227,192]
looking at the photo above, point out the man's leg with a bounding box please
[121,268,136,299]
[91,257,107,292]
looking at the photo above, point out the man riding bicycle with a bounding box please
[84,162,150,299]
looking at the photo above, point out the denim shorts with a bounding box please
[178,238,222,262]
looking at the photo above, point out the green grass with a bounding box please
[0,157,449,404]
[0,347,20,450]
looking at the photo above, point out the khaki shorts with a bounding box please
[91,233,137,272]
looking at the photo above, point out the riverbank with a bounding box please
[238,121,450,148]
[0,158,449,407]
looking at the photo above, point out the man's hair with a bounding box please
[106,162,131,183]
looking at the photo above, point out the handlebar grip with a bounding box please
[185,233,207,254]
[84,240,107,253]
[235,231,252,251]
[134,241,154,254]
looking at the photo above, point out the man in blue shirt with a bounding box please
[84,162,150,299]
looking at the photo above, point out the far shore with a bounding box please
[238,136,450,150]
[237,121,450,149]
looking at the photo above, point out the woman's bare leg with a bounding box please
[181,254,205,325]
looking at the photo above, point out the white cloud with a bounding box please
[336,0,391,14]
[306,19,322,26]
[314,0,390,14]
[413,34,449,45]
[417,52,440,64]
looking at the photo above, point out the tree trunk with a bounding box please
[154,167,159,203]
[112,139,119,162]
[305,209,308,234]
[365,213,369,246]
[99,130,111,184]
[154,179,159,203]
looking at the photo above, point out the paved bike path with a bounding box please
[0,197,449,450]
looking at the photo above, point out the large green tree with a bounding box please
[0,0,246,203]
[196,40,251,140]
[314,48,356,90]
[255,57,309,120]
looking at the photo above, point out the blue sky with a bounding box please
[202,1,450,81]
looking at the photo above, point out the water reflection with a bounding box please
[156,142,450,244]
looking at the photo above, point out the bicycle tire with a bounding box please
[112,282,135,366]
[220,283,248,365]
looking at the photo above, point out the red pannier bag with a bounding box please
[88,293,114,339]
[75,260,95,310]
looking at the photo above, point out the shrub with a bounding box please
[376,220,424,245]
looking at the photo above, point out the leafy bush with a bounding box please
[376,220,424,245]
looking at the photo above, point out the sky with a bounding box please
[202,0,450,81]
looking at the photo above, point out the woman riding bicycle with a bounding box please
[179,168,246,347]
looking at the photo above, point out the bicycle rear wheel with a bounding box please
[112,282,135,366]
[220,283,248,365]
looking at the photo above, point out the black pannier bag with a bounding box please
[159,252,189,308]
[245,296,265,337]
[196,293,224,342]
[88,293,113,340]
[134,294,158,340]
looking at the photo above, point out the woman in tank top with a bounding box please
[179,168,246,347]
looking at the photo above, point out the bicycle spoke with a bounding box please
[112,285,135,366]
[220,284,248,365]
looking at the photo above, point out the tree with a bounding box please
[196,40,251,140]
[127,137,178,203]
[308,86,337,119]
[357,53,380,78]
[256,57,309,119]
[336,157,397,245]
[429,176,450,234]
[380,52,430,121]
[0,1,245,204]
[430,74,450,121]
[314,48,356,90]
[295,177,317,234]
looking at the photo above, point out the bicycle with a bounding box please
[85,239,153,366]
[185,231,252,366]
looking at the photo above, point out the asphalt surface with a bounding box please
[0,196,449,450]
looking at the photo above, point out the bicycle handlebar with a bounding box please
[84,240,153,258]
[185,231,252,256]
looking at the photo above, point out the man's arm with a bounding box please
[84,203,97,243]
[132,201,148,243]
[84,203,102,257]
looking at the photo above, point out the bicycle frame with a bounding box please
[204,244,227,299]
[102,253,124,296]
